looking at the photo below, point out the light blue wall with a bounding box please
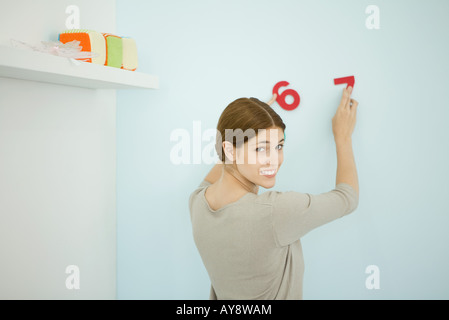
[116,0,449,299]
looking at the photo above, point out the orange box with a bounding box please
[59,29,106,65]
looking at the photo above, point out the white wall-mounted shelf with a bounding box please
[0,45,159,90]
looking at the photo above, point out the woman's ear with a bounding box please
[222,141,235,164]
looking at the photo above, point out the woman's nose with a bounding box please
[264,152,279,166]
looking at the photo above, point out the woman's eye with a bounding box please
[257,145,284,152]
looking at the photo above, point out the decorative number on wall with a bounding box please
[272,81,300,111]
[334,76,355,89]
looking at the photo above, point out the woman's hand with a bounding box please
[332,86,358,143]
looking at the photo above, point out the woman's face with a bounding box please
[234,126,285,189]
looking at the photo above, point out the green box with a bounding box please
[105,35,123,68]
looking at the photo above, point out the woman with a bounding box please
[189,87,359,299]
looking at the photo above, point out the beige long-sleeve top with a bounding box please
[189,180,359,300]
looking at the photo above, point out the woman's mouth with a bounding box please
[260,168,277,178]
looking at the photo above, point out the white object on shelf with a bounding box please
[0,45,159,89]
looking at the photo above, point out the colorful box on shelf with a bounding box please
[58,29,138,71]
[59,29,106,65]
[102,33,122,68]
[121,37,138,71]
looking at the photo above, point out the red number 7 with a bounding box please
[334,76,355,89]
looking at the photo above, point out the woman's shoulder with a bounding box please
[252,188,310,208]
[189,180,211,197]
[189,180,210,210]
[189,180,312,212]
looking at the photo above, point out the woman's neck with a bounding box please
[218,165,259,195]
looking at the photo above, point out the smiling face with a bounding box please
[223,126,285,189]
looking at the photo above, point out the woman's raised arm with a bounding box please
[332,86,359,195]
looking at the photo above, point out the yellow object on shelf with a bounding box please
[121,38,138,71]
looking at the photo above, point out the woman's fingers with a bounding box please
[341,86,353,109]
[346,98,353,110]
[350,99,358,114]
[267,94,277,106]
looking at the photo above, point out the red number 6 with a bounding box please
[272,81,300,111]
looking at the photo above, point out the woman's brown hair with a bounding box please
[215,97,286,164]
